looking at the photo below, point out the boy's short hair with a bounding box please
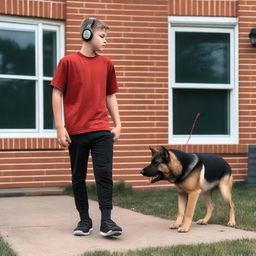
[80,17,109,38]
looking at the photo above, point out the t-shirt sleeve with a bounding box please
[50,58,68,92]
[106,61,119,95]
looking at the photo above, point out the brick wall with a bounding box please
[0,0,68,188]
[64,0,170,189]
[0,0,254,190]
[166,0,250,184]
[169,0,237,16]
[0,0,65,19]
[237,0,256,144]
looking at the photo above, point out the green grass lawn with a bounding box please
[65,181,256,231]
[1,181,255,256]
[0,237,16,256]
[65,181,256,256]
[81,239,256,256]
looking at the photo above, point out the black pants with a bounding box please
[68,130,114,220]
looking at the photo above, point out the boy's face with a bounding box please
[90,28,108,52]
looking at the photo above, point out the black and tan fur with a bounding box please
[140,146,235,233]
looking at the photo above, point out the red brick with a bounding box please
[0,0,253,190]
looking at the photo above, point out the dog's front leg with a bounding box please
[170,192,187,229]
[178,190,201,233]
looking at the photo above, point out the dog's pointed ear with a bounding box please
[160,146,169,163]
[149,147,157,156]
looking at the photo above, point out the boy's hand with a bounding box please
[57,127,71,147]
[111,126,121,142]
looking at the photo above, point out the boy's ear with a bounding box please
[160,146,169,163]
[149,147,157,156]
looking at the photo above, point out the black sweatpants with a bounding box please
[68,130,114,221]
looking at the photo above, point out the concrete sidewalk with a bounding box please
[1,196,256,256]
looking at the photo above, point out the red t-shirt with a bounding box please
[51,52,119,135]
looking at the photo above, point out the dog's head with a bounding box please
[140,146,172,183]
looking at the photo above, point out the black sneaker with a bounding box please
[73,218,93,236]
[100,219,122,237]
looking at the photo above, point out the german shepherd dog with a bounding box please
[140,146,235,233]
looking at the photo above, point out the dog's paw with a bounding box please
[196,219,208,225]
[227,221,236,227]
[178,226,190,233]
[169,223,181,229]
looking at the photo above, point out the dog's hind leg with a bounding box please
[170,192,187,229]
[196,190,215,225]
[219,175,236,227]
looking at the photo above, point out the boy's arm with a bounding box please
[106,93,121,142]
[52,87,71,147]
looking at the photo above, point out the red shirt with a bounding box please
[51,52,119,135]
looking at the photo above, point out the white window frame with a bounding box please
[0,15,64,138]
[168,16,239,145]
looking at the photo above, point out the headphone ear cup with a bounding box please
[82,29,93,41]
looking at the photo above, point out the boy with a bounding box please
[51,17,122,237]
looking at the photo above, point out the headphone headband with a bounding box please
[85,18,94,29]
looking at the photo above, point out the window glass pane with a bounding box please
[44,81,54,129]
[0,78,35,129]
[0,29,35,75]
[43,30,57,77]
[175,32,230,84]
[173,89,229,135]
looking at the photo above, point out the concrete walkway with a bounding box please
[1,195,256,256]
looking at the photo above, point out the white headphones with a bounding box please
[82,18,95,41]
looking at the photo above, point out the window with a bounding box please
[0,16,64,138]
[169,17,238,144]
